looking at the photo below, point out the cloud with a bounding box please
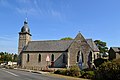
[0,36,12,41]
[16,0,31,4]
[51,9,61,17]
[0,0,63,20]
[16,0,62,17]
[33,0,42,14]
[15,0,41,16]
[16,8,26,14]
[16,7,39,16]
[0,35,17,41]
[0,35,18,53]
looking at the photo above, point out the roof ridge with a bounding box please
[30,40,73,42]
[110,47,120,48]
[86,38,92,40]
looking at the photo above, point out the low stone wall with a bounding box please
[22,65,65,71]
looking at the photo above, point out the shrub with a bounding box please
[69,65,81,77]
[54,69,68,75]
[54,69,61,74]
[80,70,85,76]
[54,65,81,77]
[94,58,107,67]
[80,71,95,79]
[85,71,94,79]
[94,59,120,80]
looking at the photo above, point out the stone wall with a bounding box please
[116,52,120,60]
[68,33,93,69]
[18,33,31,54]
[21,52,67,70]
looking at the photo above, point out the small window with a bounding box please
[89,51,92,62]
[77,52,80,62]
[81,52,84,63]
[38,54,41,62]
[27,54,29,62]
[94,54,96,59]
[51,54,54,62]
[63,54,66,63]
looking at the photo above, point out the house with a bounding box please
[108,47,120,60]
[18,20,99,70]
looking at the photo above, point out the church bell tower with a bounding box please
[18,19,32,54]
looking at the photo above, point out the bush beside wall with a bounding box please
[54,65,81,77]
[94,59,120,80]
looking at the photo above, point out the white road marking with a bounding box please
[0,69,19,77]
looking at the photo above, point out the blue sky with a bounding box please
[0,0,120,53]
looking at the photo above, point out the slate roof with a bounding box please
[23,40,73,52]
[110,47,120,52]
[23,38,99,52]
[86,39,100,52]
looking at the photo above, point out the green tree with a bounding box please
[0,52,18,63]
[94,58,120,80]
[94,40,108,53]
[13,54,18,62]
[60,37,73,40]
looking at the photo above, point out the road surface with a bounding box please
[0,68,65,80]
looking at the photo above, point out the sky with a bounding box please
[0,0,120,53]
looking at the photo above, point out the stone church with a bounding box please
[18,20,99,70]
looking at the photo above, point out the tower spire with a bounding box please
[25,8,28,23]
[25,18,27,22]
[24,17,28,24]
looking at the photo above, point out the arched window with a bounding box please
[63,54,66,63]
[51,54,54,62]
[77,51,84,63]
[94,54,96,59]
[27,54,29,62]
[38,54,41,62]
[77,52,80,62]
[81,52,84,63]
[89,51,92,62]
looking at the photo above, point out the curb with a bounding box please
[14,68,49,74]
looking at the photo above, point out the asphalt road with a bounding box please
[0,68,65,80]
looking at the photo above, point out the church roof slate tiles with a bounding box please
[86,39,99,52]
[110,47,120,52]
[23,39,99,52]
[23,40,74,52]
